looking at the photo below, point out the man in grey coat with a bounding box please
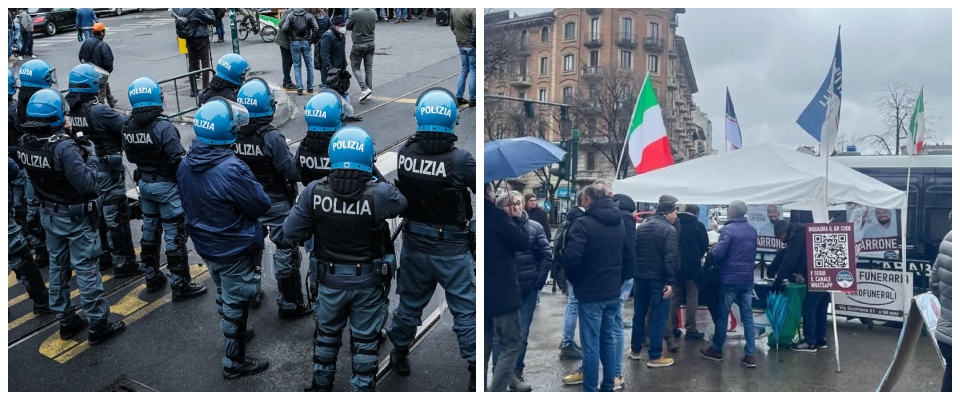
[347,8,376,103]
[931,229,951,392]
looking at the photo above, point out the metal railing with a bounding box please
[157,68,215,118]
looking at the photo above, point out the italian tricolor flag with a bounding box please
[627,73,674,174]
[907,86,925,155]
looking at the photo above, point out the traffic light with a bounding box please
[524,100,534,117]
[560,105,569,121]
[549,140,571,180]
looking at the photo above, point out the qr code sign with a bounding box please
[812,233,850,269]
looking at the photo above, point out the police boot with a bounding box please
[88,320,127,346]
[390,346,411,377]
[111,200,143,279]
[59,314,90,340]
[223,304,270,380]
[303,382,333,392]
[140,239,167,292]
[12,247,54,314]
[168,249,207,301]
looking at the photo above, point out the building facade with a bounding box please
[486,8,711,195]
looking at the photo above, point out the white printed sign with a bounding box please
[833,268,911,322]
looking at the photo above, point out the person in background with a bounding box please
[700,200,758,368]
[449,8,475,107]
[75,8,98,40]
[180,8,215,95]
[524,193,551,243]
[930,228,951,392]
[346,8,376,103]
[274,9,295,91]
[212,8,225,43]
[17,8,34,59]
[676,204,709,341]
[78,22,116,107]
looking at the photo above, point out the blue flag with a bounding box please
[797,28,842,149]
[725,87,743,150]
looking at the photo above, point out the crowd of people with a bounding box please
[8,20,476,388]
[483,178,955,392]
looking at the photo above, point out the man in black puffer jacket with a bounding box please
[562,185,624,392]
[675,204,709,340]
[611,193,636,387]
[484,183,528,392]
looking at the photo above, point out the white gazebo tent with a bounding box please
[613,142,908,371]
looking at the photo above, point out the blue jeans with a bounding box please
[215,19,224,40]
[711,284,756,356]
[456,47,476,101]
[80,28,93,40]
[387,246,475,364]
[138,180,185,283]
[290,40,314,90]
[579,297,620,392]
[615,278,632,376]
[491,288,537,373]
[377,9,388,19]
[207,252,261,368]
[311,284,384,391]
[561,280,578,347]
[801,291,830,345]
[631,279,670,358]
[42,210,111,327]
[395,8,408,19]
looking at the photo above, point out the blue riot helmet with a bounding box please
[236,77,275,118]
[414,87,459,134]
[68,63,104,94]
[8,69,17,96]
[18,59,57,89]
[128,77,164,109]
[304,89,345,133]
[194,96,250,145]
[23,88,68,128]
[215,53,250,86]
[328,126,375,173]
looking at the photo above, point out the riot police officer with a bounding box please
[9,68,30,247]
[235,77,311,318]
[15,59,57,269]
[17,88,126,344]
[284,127,407,392]
[297,90,344,186]
[9,156,53,315]
[178,97,271,379]
[199,53,250,105]
[122,77,207,299]
[66,63,140,278]
[387,87,476,390]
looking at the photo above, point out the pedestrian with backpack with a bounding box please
[179,8,215,96]
[282,8,318,95]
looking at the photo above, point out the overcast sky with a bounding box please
[500,8,952,153]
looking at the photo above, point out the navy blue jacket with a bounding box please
[237,123,300,202]
[402,147,476,256]
[677,212,709,281]
[29,136,100,210]
[319,28,347,85]
[283,177,407,245]
[485,197,527,317]
[634,214,680,285]
[121,118,185,170]
[75,8,98,29]
[182,8,215,39]
[178,139,271,262]
[613,194,637,284]
[712,217,759,285]
[9,157,19,208]
[78,102,127,147]
[563,196,624,303]
[514,212,551,296]
[79,37,115,72]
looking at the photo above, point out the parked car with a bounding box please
[94,8,143,17]
[28,8,77,36]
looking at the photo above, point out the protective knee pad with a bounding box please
[350,333,380,374]
[161,214,188,245]
[314,328,343,368]
[165,247,189,278]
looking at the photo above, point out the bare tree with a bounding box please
[569,68,638,180]
[868,81,937,155]
[482,27,518,81]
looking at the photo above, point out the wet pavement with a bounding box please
[497,286,945,392]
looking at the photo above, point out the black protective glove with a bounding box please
[77,140,97,160]
[771,279,786,294]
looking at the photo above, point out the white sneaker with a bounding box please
[359,88,373,102]
[30,55,37,59]
[17,56,23,60]
[627,349,643,360]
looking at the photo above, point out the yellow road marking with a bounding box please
[39,264,209,364]
[9,248,141,309]
[8,275,113,327]
[9,271,17,288]
[369,96,417,104]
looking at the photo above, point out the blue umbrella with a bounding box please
[766,291,789,349]
[484,136,567,182]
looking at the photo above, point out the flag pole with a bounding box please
[615,72,651,180]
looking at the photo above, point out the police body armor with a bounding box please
[123,118,177,177]
[233,124,285,193]
[297,132,333,186]
[395,140,469,225]
[8,99,21,149]
[17,133,93,206]
[68,102,123,156]
[311,178,388,290]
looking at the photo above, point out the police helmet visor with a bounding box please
[87,63,110,82]
[220,98,250,129]
[47,69,57,87]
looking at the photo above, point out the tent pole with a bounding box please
[902,154,913,314]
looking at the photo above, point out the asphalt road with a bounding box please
[8,10,477,392]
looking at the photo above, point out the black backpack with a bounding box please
[290,13,309,37]
[435,9,449,26]
[551,219,574,263]
[175,14,191,39]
